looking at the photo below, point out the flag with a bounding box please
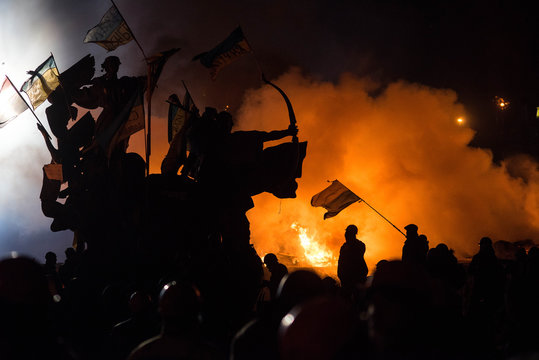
[95,80,145,156]
[147,48,180,98]
[167,90,193,143]
[0,76,28,128]
[84,6,133,51]
[192,27,252,80]
[311,180,362,219]
[20,56,60,110]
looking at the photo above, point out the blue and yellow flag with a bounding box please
[20,56,60,110]
[84,6,133,51]
[193,27,252,80]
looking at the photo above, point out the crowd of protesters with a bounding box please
[1,223,539,360]
[5,54,539,359]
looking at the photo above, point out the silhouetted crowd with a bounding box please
[5,54,539,359]
[2,224,539,360]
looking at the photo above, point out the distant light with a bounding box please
[495,96,509,111]
[457,117,464,125]
[536,107,539,118]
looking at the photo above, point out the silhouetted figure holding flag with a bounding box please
[337,225,368,295]
[73,56,145,160]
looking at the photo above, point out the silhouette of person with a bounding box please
[468,237,504,312]
[128,281,216,360]
[44,251,62,297]
[0,256,76,359]
[263,253,288,300]
[73,56,145,157]
[109,291,160,360]
[58,247,79,288]
[337,225,368,293]
[401,224,428,265]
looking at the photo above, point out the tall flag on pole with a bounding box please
[192,27,252,80]
[167,90,193,143]
[20,56,60,110]
[311,180,362,219]
[84,6,133,51]
[146,48,181,98]
[0,76,28,128]
[95,80,146,157]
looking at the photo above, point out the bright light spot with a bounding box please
[495,96,509,110]
[291,223,335,267]
[281,313,295,327]
[53,294,62,303]
[456,117,464,125]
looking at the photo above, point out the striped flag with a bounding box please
[20,56,60,110]
[0,76,28,128]
[192,27,252,80]
[311,180,362,219]
[84,6,133,51]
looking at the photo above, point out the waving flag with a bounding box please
[147,48,181,98]
[20,56,60,110]
[0,76,28,128]
[167,90,194,143]
[311,180,362,219]
[84,6,133,51]
[193,27,252,80]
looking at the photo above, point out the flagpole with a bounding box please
[358,199,406,238]
[50,53,77,122]
[6,75,51,139]
[110,0,148,60]
[181,80,197,109]
[145,67,151,175]
[240,26,265,78]
[108,0,150,173]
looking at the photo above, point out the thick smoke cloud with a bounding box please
[235,69,539,272]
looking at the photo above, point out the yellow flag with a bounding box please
[20,56,60,110]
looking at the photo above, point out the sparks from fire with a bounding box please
[291,222,336,268]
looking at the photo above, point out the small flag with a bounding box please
[20,56,60,110]
[114,87,145,143]
[311,180,362,219]
[0,76,28,128]
[167,90,193,143]
[147,48,181,98]
[84,6,133,51]
[192,27,252,80]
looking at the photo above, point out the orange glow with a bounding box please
[130,71,539,276]
[457,117,464,125]
[291,223,336,269]
[240,71,539,273]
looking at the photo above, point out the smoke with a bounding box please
[233,69,539,272]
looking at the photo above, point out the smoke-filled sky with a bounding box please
[0,0,538,265]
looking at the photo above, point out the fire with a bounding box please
[291,223,336,268]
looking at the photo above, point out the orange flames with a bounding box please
[291,222,336,269]
[133,69,539,275]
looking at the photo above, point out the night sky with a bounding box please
[0,0,538,262]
